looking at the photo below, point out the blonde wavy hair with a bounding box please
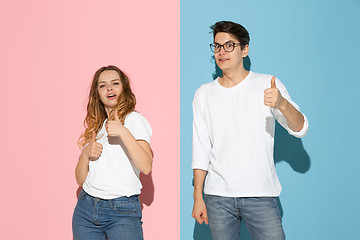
[78,65,136,148]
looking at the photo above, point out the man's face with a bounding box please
[213,32,248,73]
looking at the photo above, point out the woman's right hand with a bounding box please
[82,131,103,161]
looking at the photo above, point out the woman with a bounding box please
[72,65,153,240]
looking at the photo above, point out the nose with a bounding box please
[218,46,227,55]
[107,85,112,91]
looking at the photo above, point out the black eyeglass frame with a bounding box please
[209,42,246,53]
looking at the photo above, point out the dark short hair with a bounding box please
[210,21,250,49]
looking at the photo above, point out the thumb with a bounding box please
[91,131,96,142]
[114,110,120,121]
[271,76,276,88]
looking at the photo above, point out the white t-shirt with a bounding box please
[192,71,309,197]
[83,111,152,199]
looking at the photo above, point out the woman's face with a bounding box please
[97,70,123,111]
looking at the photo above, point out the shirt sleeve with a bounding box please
[125,112,152,144]
[271,77,309,138]
[192,88,212,171]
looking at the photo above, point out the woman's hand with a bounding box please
[105,110,153,174]
[76,131,102,185]
[105,111,129,137]
[82,131,103,161]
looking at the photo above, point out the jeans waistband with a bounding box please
[80,189,139,203]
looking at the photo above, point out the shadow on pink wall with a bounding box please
[139,172,155,209]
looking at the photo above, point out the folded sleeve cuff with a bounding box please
[191,161,209,171]
[286,113,309,138]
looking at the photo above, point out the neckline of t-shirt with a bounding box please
[215,71,253,91]
[102,111,136,125]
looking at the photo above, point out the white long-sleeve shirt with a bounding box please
[192,71,309,197]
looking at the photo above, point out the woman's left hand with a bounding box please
[105,110,128,137]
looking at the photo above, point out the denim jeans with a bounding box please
[204,194,285,240]
[72,190,143,240]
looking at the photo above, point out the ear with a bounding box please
[242,44,249,58]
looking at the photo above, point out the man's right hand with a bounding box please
[192,198,208,225]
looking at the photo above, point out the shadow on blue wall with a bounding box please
[274,121,311,173]
[192,57,310,239]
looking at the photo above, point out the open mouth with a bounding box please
[107,94,116,99]
[219,58,229,62]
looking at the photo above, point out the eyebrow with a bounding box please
[98,79,121,84]
[214,40,235,44]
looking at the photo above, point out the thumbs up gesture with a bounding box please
[82,131,103,161]
[105,110,127,137]
[264,76,285,109]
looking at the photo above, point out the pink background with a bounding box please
[0,0,179,239]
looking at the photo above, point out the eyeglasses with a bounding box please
[209,42,245,53]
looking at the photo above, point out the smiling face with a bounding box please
[97,70,123,111]
[214,32,249,73]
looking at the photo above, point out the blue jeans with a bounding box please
[72,190,143,240]
[204,194,285,240]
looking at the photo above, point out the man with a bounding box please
[191,21,309,240]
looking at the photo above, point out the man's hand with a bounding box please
[192,198,208,225]
[264,76,286,110]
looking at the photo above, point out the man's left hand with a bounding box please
[264,76,286,110]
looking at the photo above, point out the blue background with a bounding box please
[180,0,360,239]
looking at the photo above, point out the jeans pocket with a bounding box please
[111,201,137,215]
[78,189,86,200]
[204,194,224,206]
